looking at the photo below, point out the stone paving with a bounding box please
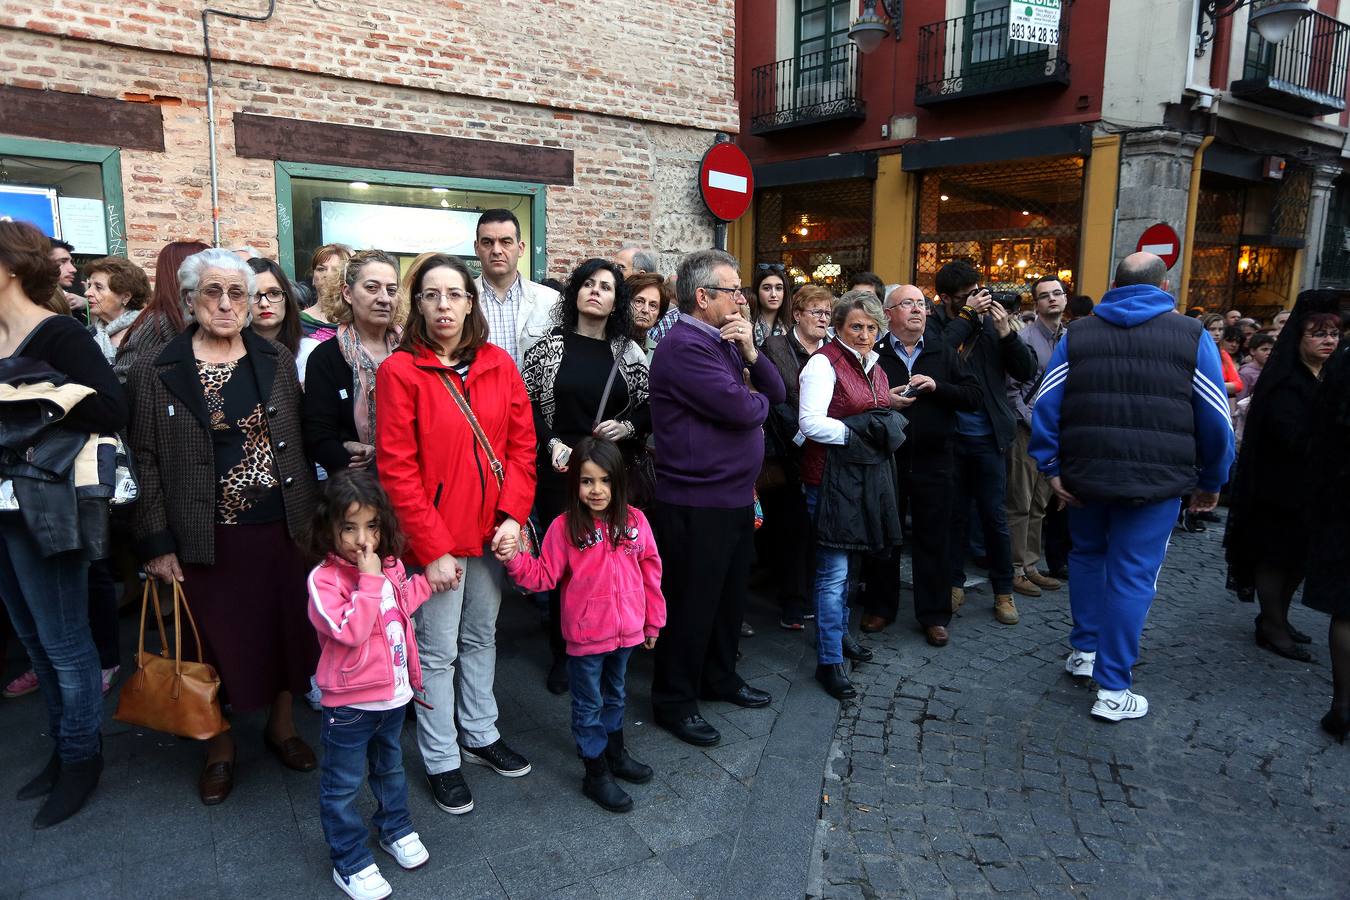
[810,514,1350,899]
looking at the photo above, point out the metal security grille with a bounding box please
[914,156,1084,294]
[1189,172,1302,317]
[755,178,874,292]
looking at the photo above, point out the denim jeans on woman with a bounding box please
[0,513,102,762]
[567,645,634,758]
[320,704,414,877]
[804,486,851,666]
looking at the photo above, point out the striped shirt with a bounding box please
[481,274,524,365]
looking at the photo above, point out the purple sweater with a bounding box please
[650,316,787,508]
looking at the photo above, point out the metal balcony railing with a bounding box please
[915,2,1072,106]
[1231,9,1350,117]
[749,43,866,135]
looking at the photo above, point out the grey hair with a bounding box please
[178,248,257,322]
[675,249,738,313]
[832,289,887,332]
[621,245,658,274]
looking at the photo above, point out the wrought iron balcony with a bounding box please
[750,43,866,135]
[1230,9,1350,117]
[915,2,1072,106]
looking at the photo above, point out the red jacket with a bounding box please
[376,342,536,565]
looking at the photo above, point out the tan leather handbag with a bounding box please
[114,580,229,740]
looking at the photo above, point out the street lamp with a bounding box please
[1196,0,1313,55]
[848,0,902,53]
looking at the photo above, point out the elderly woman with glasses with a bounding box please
[127,248,321,806]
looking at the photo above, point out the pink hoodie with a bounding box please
[506,508,666,657]
[307,554,432,708]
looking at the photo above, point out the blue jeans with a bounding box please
[320,704,415,877]
[1067,499,1180,691]
[805,486,851,666]
[949,434,1014,594]
[0,513,102,763]
[568,646,633,758]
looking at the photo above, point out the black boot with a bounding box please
[582,754,633,813]
[604,730,653,784]
[841,635,873,663]
[815,664,856,700]
[33,752,102,829]
[16,751,60,801]
[546,656,569,695]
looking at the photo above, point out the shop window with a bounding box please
[274,162,547,281]
[0,137,127,262]
[914,156,1084,296]
[755,178,873,291]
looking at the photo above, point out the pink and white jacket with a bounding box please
[506,508,666,657]
[307,554,432,708]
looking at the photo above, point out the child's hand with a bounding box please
[356,541,382,575]
[494,534,519,563]
[448,563,464,590]
[643,635,658,650]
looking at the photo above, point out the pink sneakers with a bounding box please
[3,670,38,698]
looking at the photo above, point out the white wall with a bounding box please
[1101,0,1199,126]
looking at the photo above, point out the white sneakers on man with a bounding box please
[1091,688,1148,721]
[333,864,391,900]
[1064,649,1095,679]
[380,832,430,869]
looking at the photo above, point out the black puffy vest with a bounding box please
[1059,312,1203,504]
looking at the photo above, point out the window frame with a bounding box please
[0,136,127,257]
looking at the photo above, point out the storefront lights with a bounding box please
[350,181,370,189]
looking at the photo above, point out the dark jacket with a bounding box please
[301,337,359,474]
[127,326,318,565]
[761,328,815,466]
[874,328,983,458]
[930,305,1036,452]
[814,408,906,553]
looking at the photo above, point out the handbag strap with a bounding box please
[138,579,207,674]
[138,580,171,663]
[437,370,504,488]
[171,581,207,674]
[593,356,622,432]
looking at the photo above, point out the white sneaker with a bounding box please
[1091,689,1148,722]
[1064,650,1095,679]
[333,864,391,900]
[380,831,429,869]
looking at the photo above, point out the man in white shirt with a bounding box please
[473,209,558,367]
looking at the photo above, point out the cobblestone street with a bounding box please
[811,515,1350,899]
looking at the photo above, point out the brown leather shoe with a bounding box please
[265,735,318,772]
[860,614,889,633]
[950,587,965,613]
[1025,570,1062,590]
[1012,575,1042,597]
[993,594,1020,625]
[924,625,949,647]
[198,754,235,806]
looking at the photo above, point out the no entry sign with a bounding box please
[699,142,754,222]
[1136,223,1181,269]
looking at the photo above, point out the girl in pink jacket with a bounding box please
[307,470,457,900]
[498,438,666,813]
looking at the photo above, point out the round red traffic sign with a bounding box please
[699,142,754,222]
[1136,223,1182,269]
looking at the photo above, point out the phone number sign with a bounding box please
[1009,0,1061,46]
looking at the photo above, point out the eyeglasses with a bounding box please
[416,289,470,304]
[1306,329,1340,340]
[802,308,831,319]
[197,284,248,304]
[885,299,925,311]
[701,285,743,297]
[251,289,286,305]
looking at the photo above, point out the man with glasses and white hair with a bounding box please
[647,249,785,747]
[1006,275,1068,600]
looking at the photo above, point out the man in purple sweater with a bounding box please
[648,249,786,746]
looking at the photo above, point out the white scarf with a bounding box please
[91,308,141,364]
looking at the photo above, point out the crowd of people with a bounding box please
[1,212,1347,900]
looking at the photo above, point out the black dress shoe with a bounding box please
[1254,628,1313,662]
[716,685,771,708]
[1287,624,1312,644]
[815,664,856,700]
[657,713,720,747]
[841,636,873,663]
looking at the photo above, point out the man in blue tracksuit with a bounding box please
[1028,252,1234,721]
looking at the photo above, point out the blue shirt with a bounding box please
[890,332,924,376]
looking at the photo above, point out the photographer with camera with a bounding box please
[929,261,1037,628]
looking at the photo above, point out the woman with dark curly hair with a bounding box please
[520,257,650,693]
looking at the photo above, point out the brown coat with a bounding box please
[126,325,318,566]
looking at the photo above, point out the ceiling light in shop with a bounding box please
[940,194,950,202]
[1017,259,1027,269]
[350,181,370,190]
[799,227,809,236]
[1021,210,1030,216]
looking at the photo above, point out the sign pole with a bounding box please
[714,221,727,251]
[700,133,753,253]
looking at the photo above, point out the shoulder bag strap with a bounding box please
[593,354,623,432]
[437,370,505,488]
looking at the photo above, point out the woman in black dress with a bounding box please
[1225,291,1342,663]
[520,258,649,693]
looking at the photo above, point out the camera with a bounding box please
[989,291,1021,314]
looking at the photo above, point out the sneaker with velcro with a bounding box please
[332,863,391,900]
[380,831,429,869]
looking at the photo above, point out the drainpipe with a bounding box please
[201,1,277,247]
[1177,134,1215,310]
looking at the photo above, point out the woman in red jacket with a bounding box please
[375,254,537,818]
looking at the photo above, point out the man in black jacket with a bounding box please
[860,285,983,646]
[929,261,1036,628]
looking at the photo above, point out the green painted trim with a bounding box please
[273,160,549,281]
[0,135,127,258]
[274,162,295,279]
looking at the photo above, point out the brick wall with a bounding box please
[0,0,737,277]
